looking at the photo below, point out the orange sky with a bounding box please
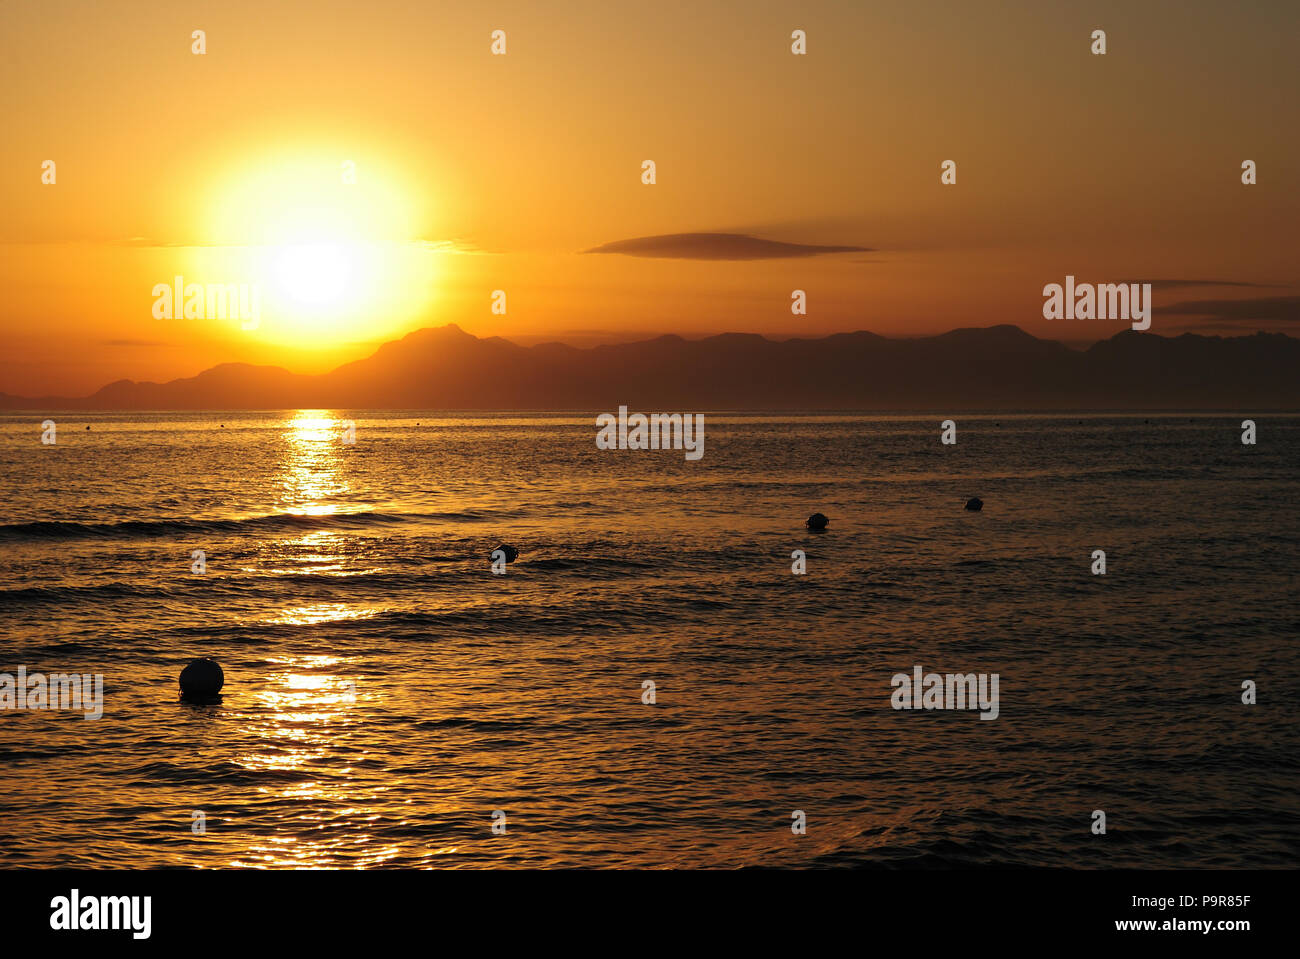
[1,0,1296,396]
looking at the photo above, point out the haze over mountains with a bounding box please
[3,324,1297,410]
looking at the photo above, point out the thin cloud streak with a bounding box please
[1146,280,1285,291]
[1162,295,1300,323]
[583,232,872,260]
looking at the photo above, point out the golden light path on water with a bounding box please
[228,414,437,868]
[280,412,347,517]
[230,656,394,869]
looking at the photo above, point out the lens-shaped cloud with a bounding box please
[583,232,871,260]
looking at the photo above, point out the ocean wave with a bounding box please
[0,510,491,541]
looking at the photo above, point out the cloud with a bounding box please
[418,238,491,255]
[1161,295,1300,323]
[113,237,234,248]
[1146,279,1279,291]
[582,232,872,260]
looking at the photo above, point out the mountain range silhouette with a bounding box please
[4,323,1297,410]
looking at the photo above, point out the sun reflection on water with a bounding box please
[229,655,380,867]
[264,603,378,626]
[225,654,445,868]
[222,423,430,868]
[280,411,349,516]
[259,530,381,577]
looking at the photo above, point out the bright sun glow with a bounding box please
[201,151,437,344]
[275,242,354,305]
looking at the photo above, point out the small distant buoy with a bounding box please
[179,658,224,699]
[806,512,829,530]
[493,544,519,563]
[965,497,983,512]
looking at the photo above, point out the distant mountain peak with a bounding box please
[4,325,1296,410]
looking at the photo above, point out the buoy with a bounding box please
[493,544,519,563]
[806,512,829,530]
[179,658,224,699]
[965,497,983,512]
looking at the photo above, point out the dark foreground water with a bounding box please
[0,412,1296,868]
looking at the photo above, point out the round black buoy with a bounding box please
[965,497,983,512]
[493,544,519,563]
[179,658,224,698]
[806,512,829,530]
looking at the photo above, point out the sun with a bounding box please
[275,242,354,305]
[203,150,437,343]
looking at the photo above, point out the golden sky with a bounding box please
[1,0,1296,395]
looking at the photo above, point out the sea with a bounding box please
[1,412,1296,868]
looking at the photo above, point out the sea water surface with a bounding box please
[0,412,1296,868]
